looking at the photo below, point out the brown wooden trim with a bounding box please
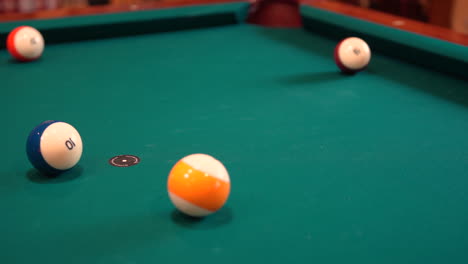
[302,0,468,46]
[0,0,245,22]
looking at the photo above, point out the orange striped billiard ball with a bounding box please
[167,154,231,217]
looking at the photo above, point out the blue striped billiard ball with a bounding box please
[26,120,83,176]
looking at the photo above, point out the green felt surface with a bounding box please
[0,3,248,32]
[1,17,468,264]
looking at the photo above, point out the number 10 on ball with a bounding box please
[26,120,83,176]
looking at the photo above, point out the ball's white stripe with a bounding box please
[169,192,213,217]
[14,26,44,59]
[40,122,82,170]
[338,37,371,70]
[182,153,230,182]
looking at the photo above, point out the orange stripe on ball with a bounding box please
[167,161,230,212]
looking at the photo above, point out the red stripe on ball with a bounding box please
[334,39,355,74]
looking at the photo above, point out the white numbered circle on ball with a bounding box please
[338,37,371,70]
[40,122,83,170]
[14,26,44,59]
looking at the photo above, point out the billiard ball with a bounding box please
[334,37,371,74]
[167,153,231,217]
[26,120,83,176]
[7,26,44,62]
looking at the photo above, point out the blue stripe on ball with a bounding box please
[26,120,64,176]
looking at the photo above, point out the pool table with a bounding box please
[1,1,468,263]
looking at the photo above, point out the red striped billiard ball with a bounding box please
[7,26,44,62]
[334,37,371,74]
